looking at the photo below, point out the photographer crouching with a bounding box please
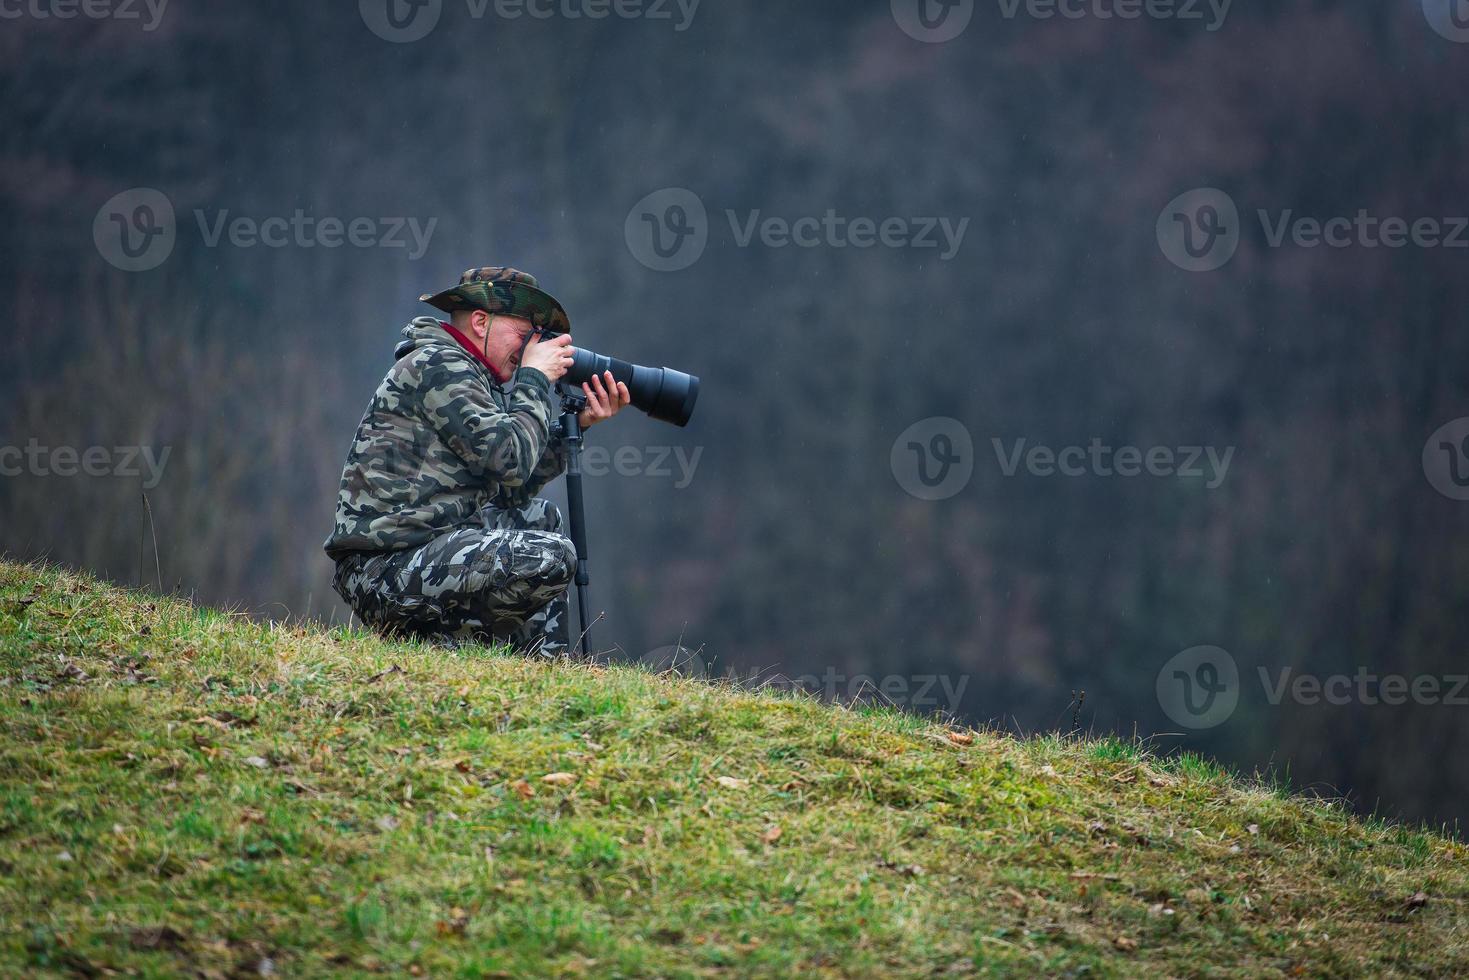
[323,267,631,658]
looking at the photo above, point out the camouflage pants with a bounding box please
[332,498,577,657]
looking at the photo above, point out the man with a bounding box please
[324,266,630,657]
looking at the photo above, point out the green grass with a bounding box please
[1,561,1466,977]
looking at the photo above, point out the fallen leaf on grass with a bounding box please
[435,907,470,937]
[242,756,270,769]
[375,815,399,832]
[715,776,748,790]
[542,772,577,787]
[510,779,535,799]
[1113,936,1138,952]
[760,825,783,845]
[946,731,974,746]
[1407,891,1429,911]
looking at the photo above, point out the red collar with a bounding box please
[440,320,511,383]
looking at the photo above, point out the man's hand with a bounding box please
[520,332,575,382]
[578,370,631,429]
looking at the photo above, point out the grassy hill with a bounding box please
[1,561,1466,978]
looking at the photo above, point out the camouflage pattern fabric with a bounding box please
[333,497,576,656]
[324,315,574,653]
[325,316,569,558]
[418,266,570,335]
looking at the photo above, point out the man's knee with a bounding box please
[544,532,577,588]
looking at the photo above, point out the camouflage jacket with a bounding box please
[323,317,568,560]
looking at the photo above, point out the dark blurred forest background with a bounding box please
[4,0,1469,827]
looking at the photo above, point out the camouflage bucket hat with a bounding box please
[419,266,571,335]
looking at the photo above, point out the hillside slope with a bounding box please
[1,561,1466,977]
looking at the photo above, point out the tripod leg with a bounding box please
[565,462,592,658]
[559,392,593,659]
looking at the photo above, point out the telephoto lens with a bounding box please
[565,347,700,427]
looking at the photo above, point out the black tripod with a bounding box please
[555,386,594,658]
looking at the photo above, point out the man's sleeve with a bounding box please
[496,423,570,509]
[415,348,558,490]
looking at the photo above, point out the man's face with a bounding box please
[468,311,538,381]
